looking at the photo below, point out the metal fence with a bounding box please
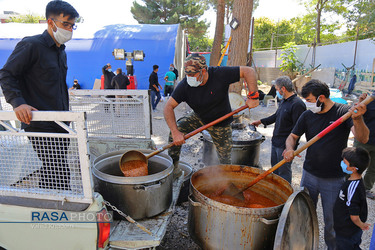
[69,89,152,139]
[0,111,92,204]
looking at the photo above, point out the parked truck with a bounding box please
[0,110,182,249]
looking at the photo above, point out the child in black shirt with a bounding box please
[333,147,371,250]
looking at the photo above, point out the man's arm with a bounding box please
[283,133,301,162]
[350,102,369,144]
[102,65,108,75]
[0,41,38,124]
[239,66,259,109]
[163,97,185,145]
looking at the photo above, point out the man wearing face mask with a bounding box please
[251,76,306,183]
[164,53,259,176]
[283,79,369,250]
[102,63,115,90]
[0,0,79,190]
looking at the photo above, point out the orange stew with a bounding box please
[120,160,148,177]
[204,188,278,208]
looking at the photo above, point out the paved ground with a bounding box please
[150,94,374,250]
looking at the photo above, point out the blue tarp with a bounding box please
[0,23,180,89]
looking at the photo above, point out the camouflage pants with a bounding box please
[168,112,232,165]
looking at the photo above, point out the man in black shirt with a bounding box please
[111,68,130,115]
[283,79,369,250]
[111,68,130,91]
[69,79,81,90]
[164,53,259,176]
[102,63,115,112]
[0,0,79,190]
[102,63,115,89]
[149,65,162,111]
[251,76,306,183]
[354,93,375,200]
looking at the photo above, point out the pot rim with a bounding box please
[190,165,293,215]
[202,130,264,145]
[93,150,173,185]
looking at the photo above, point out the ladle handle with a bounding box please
[146,104,249,159]
[240,94,375,192]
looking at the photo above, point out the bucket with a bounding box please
[202,129,265,167]
[177,161,193,205]
[92,150,173,220]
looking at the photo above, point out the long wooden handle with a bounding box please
[240,94,375,191]
[147,104,249,159]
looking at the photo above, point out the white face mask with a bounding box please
[304,97,322,113]
[186,76,202,87]
[52,22,73,44]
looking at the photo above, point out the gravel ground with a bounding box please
[150,94,375,250]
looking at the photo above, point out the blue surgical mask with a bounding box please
[276,91,283,99]
[108,68,112,72]
[341,160,353,174]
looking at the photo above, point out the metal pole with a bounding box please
[248,17,255,66]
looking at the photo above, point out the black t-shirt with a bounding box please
[149,71,159,91]
[172,66,240,126]
[334,179,368,237]
[363,101,375,145]
[291,103,353,178]
[261,94,306,148]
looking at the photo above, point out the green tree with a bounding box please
[278,42,303,79]
[8,14,45,23]
[300,0,345,44]
[131,0,209,39]
[188,35,213,52]
[340,0,375,41]
[253,18,295,50]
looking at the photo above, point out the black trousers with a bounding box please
[27,129,71,190]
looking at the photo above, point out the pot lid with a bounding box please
[229,92,246,115]
[273,187,319,250]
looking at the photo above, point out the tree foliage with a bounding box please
[340,0,375,40]
[8,14,45,23]
[278,42,303,78]
[253,18,296,50]
[131,0,209,39]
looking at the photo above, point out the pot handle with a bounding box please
[188,194,202,207]
[260,217,279,225]
[133,181,162,191]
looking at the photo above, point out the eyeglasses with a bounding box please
[52,18,77,30]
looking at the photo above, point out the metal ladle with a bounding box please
[119,104,250,176]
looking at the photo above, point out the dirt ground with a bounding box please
[150,89,375,250]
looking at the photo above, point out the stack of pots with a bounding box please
[92,150,174,220]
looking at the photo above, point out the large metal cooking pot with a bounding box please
[177,161,193,205]
[92,150,173,220]
[202,129,265,167]
[188,165,318,250]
